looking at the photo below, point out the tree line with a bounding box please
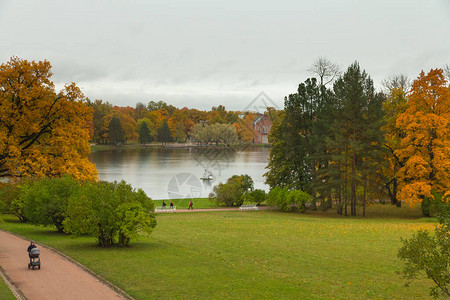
[265,59,450,216]
[89,100,262,145]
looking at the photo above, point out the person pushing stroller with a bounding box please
[27,241,41,270]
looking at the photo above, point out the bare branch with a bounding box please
[382,74,411,94]
[307,57,341,86]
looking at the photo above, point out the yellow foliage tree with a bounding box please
[395,69,450,209]
[0,57,97,181]
[381,87,409,206]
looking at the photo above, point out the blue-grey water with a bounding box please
[88,146,270,200]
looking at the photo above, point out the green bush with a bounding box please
[266,187,311,212]
[0,181,28,222]
[266,187,288,210]
[211,175,254,206]
[21,175,80,232]
[398,195,449,298]
[241,189,266,205]
[64,180,157,247]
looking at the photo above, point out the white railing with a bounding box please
[155,206,176,213]
[239,204,258,211]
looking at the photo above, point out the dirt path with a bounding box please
[159,206,278,213]
[0,230,126,300]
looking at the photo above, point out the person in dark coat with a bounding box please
[27,241,36,258]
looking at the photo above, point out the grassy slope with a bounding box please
[0,205,436,299]
[0,276,16,300]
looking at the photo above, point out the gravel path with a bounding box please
[158,206,278,213]
[0,230,126,300]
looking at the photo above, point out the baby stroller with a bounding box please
[28,247,41,270]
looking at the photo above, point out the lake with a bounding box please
[88,146,270,200]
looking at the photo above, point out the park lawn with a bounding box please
[0,275,16,300]
[0,205,437,299]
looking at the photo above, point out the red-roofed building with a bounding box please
[253,114,272,144]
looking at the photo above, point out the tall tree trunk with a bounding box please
[363,174,367,217]
[351,151,357,216]
[393,179,401,207]
[344,148,348,216]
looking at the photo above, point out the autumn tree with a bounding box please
[0,57,97,181]
[135,102,148,120]
[395,69,450,215]
[381,87,409,206]
[89,99,113,144]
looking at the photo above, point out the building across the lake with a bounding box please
[253,113,272,144]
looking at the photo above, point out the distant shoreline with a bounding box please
[90,142,271,152]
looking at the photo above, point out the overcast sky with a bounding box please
[1,0,449,110]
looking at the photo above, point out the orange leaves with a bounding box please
[395,68,450,205]
[0,57,97,181]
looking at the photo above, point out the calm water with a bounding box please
[88,146,270,200]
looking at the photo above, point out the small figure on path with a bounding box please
[170,200,174,207]
[27,241,36,255]
[188,200,193,210]
[27,241,41,270]
[162,200,166,208]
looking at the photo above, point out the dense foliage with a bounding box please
[0,177,156,246]
[64,180,157,246]
[398,194,450,298]
[266,62,449,216]
[20,175,80,232]
[210,175,254,206]
[0,57,97,180]
[266,187,312,212]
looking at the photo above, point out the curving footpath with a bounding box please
[0,230,127,300]
[159,206,278,213]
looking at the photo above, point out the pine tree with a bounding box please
[108,116,125,145]
[157,120,173,145]
[138,121,153,144]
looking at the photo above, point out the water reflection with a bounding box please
[88,146,269,200]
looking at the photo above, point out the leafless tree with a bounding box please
[307,57,341,86]
[443,64,450,82]
[381,74,411,94]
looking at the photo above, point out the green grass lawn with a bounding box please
[0,275,16,300]
[0,205,437,299]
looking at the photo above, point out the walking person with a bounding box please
[170,200,174,208]
[188,200,193,210]
[27,241,36,256]
[162,200,166,208]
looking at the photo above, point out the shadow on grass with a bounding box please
[270,204,427,221]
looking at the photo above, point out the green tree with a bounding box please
[108,116,125,145]
[137,121,153,144]
[241,189,266,205]
[323,62,385,216]
[157,120,173,145]
[21,175,80,232]
[64,180,156,247]
[210,175,254,206]
[0,182,27,222]
[265,79,318,191]
[397,194,450,298]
